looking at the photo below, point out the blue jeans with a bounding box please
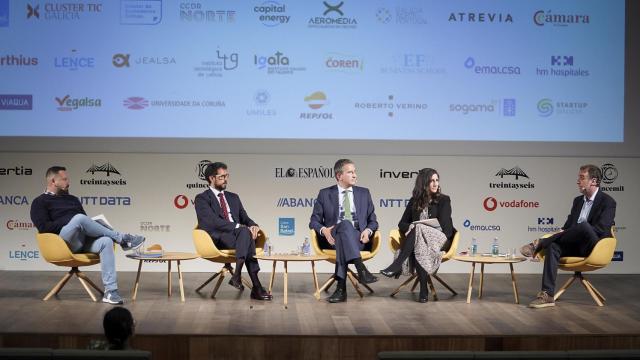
[59,214,123,292]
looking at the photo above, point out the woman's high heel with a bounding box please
[380,268,401,279]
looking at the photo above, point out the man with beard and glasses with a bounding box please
[30,166,145,305]
[194,162,272,301]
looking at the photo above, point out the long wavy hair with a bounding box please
[412,168,441,212]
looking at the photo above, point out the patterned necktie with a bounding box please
[218,192,230,221]
[342,190,352,223]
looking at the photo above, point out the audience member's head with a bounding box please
[103,307,135,350]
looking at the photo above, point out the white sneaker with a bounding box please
[102,290,124,305]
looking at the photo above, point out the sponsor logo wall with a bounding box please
[0,153,637,274]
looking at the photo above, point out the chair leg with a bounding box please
[579,276,604,306]
[43,269,74,301]
[241,276,253,289]
[410,277,419,292]
[390,274,417,297]
[76,270,104,296]
[318,275,336,294]
[554,273,578,301]
[211,267,229,299]
[432,274,458,296]
[76,273,98,302]
[196,272,221,292]
[346,270,364,298]
[583,278,606,302]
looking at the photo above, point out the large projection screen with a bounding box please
[0,0,637,157]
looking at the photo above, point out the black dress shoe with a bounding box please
[228,277,244,291]
[250,286,272,301]
[327,287,347,303]
[418,288,428,303]
[357,267,379,285]
[380,268,401,279]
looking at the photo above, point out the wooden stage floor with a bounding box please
[1,271,639,359]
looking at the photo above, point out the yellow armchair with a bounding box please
[192,226,265,298]
[36,233,104,301]
[537,227,617,306]
[310,229,381,298]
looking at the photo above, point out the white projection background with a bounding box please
[0,0,625,142]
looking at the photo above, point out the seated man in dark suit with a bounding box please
[521,164,616,308]
[309,159,378,303]
[194,162,271,301]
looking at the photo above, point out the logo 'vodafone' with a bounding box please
[483,197,498,211]
[483,196,539,212]
[174,195,189,209]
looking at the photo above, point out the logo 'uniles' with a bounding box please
[254,90,270,105]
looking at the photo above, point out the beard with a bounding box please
[57,187,69,195]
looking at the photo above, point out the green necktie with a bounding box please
[342,190,352,223]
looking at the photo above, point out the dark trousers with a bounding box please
[331,221,364,280]
[387,229,429,294]
[217,227,260,273]
[539,222,599,295]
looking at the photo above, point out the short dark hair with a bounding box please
[334,159,354,180]
[580,164,602,186]
[204,162,227,184]
[45,166,66,180]
[103,307,134,350]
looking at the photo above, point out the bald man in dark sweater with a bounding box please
[31,166,145,304]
